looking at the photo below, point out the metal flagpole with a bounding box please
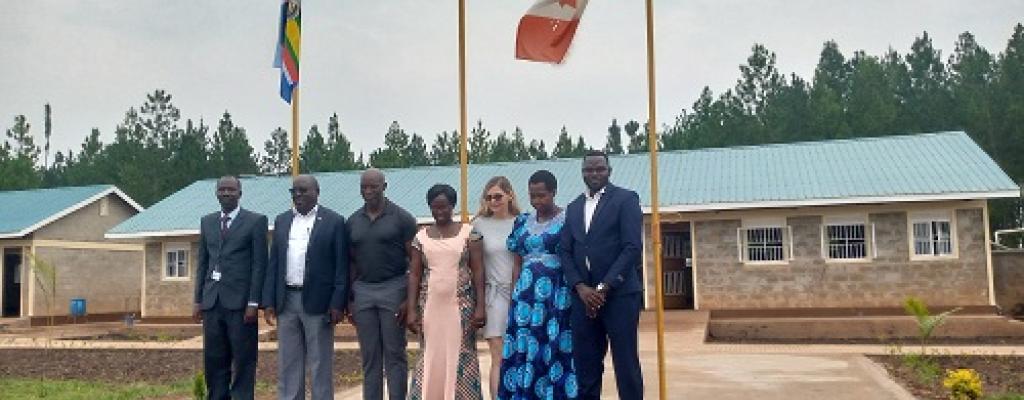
[458,0,470,223]
[291,87,300,177]
[645,0,668,399]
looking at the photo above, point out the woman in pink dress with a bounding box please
[407,184,487,400]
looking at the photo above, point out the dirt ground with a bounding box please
[707,335,1024,345]
[0,348,363,397]
[869,355,1024,399]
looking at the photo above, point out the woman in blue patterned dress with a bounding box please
[498,170,578,400]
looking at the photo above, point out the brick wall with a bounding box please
[691,207,990,309]
[143,239,199,317]
[33,194,137,242]
[29,247,142,316]
[993,249,1024,314]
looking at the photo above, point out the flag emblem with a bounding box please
[516,0,589,64]
[274,0,301,103]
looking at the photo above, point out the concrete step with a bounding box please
[0,317,30,331]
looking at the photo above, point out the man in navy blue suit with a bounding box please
[560,150,644,400]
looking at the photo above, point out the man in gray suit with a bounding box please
[194,176,268,400]
[263,175,349,400]
[346,169,418,400]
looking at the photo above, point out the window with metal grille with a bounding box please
[164,244,190,279]
[745,227,785,262]
[826,224,867,259]
[913,220,952,256]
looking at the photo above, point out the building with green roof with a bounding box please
[0,185,143,321]
[108,131,1021,318]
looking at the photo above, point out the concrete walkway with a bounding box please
[331,312,979,400]
[5,312,1023,399]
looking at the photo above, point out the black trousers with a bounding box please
[571,292,644,400]
[203,299,259,400]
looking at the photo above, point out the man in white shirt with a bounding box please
[263,175,350,400]
[560,151,644,400]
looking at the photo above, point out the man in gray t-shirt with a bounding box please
[345,168,418,400]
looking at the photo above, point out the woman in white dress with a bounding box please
[473,176,520,399]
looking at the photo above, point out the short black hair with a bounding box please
[528,170,558,192]
[218,175,241,189]
[583,150,610,165]
[426,184,458,206]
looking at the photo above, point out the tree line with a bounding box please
[2,24,1023,230]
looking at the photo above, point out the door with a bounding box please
[2,249,21,317]
[661,223,694,309]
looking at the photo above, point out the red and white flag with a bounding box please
[515,0,589,64]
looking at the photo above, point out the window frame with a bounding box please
[737,217,791,265]
[821,215,873,263]
[162,242,191,281]
[907,210,958,260]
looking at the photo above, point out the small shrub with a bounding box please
[943,368,983,400]
[192,371,206,400]
[901,352,941,385]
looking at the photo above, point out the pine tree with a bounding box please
[490,130,517,162]
[528,139,548,160]
[406,133,430,167]
[430,130,459,166]
[510,127,531,160]
[211,111,259,176]
[468,120,492,163]
[551,126,575,159]
[948,32,997,156]
[846,52,897,136]
[0,115,40,189]
[262,127,292,175]
[623,120,647,153]
[904,32,955,132]
[369,121,410,168]
[300,124,327,172]
[605,119,624,155]
[323,113,360,170]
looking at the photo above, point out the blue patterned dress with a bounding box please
[497,211,578,400]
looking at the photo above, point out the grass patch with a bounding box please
[901,352,942,385]
[0,377,191,400]
[0,378,279,399]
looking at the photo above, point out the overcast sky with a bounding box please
[2,1,1022,158]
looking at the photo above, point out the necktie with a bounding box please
[220,216,231,239]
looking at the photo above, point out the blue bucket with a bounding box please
[70,298,87,317]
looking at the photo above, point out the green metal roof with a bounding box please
[0,185,142,238]
[107,131,1020,238]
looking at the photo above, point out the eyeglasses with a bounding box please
[485,194,505,202]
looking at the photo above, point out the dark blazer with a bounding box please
[195,208,269,311]
[560,183,643,296]
[263,206,349,315]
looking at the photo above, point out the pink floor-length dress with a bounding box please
[410,224,483,400]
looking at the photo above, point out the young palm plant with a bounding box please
[27,254,57,346]
[903,296,961,354]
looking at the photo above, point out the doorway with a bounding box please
[2,248,22,317]
[661,223,694,309]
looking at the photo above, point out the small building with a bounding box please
[0,185,144,323]
[107,131,1020,318]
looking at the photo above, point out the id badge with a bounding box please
[211,271,222,281]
